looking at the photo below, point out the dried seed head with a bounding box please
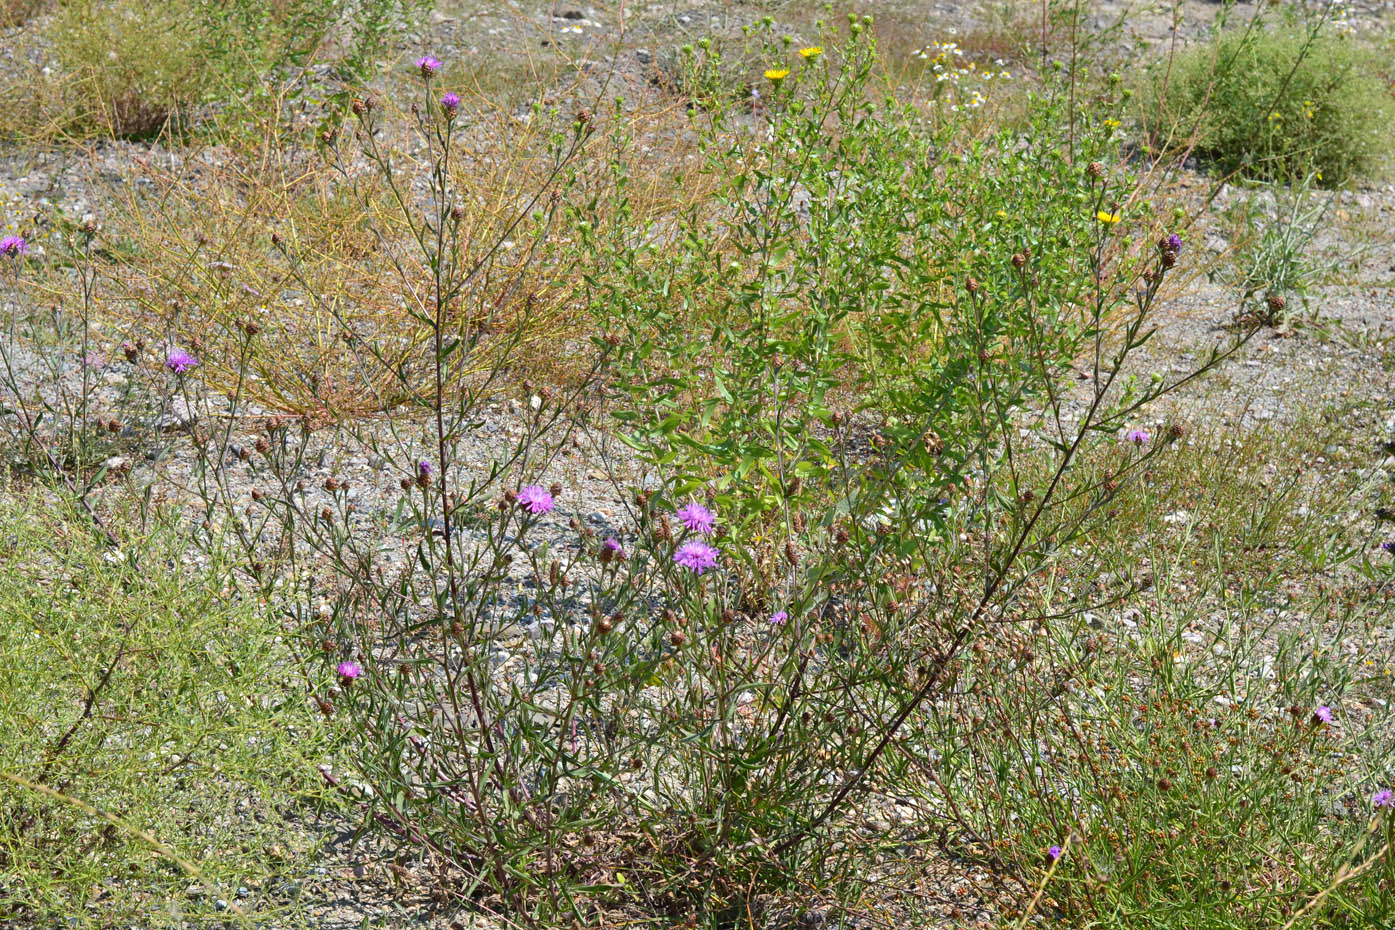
[1011,252,1026,269]
[1087,161,1105,178]
[670,630,687,648]
[784,541,799,565]
[965,276,980,294]
[1266,293,1286,315]
[254,436,270,454]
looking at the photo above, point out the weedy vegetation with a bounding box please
[1,1,1394,928]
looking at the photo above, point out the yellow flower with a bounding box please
[1096,211,1121,224]
[1104,118,1121,130]
[798,46,823,59]
[764,68,790,82]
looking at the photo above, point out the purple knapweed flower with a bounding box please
[0,235,27,258]
[1381,541,1395,554]
[417,460,432,479]
[518,484,555,515]
[603,537,625,557]
[1314,705,1333,725]
[1373,789,1393,809]
[165,349,198,375]
[441,92,460,116]
[1046,845,1063,864]
[675,502,716,536]
[1126,429,1151,445]
[770,610,788,625]
[338,660,363,680]
[674,540,719,575]
[415,56,442,78]
[1167,233,1183,253]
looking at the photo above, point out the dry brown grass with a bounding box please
[56,83,716,417]
[0,0,47,28]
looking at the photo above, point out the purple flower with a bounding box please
[338,660,363,680]
[518,484,555,515]
[417,460,432,478]
[166,349,198,375]
[603,537,625,557]
[675,502,716,536]
[1126,429,1150,445]
[0,235,27,258]
[1167,233,1183,253]
[770,610,788,625]
[441,92,460,116]
[415,56,442,78]
[1314,705,1333,725]
[1046,845,1063,864]
[674,540,719,575]
[1373,789,1393,809]
[1381,541,1395,554]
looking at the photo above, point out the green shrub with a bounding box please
[4,0,430,139]
[0,495,336,926]
[1143,29,1395,185]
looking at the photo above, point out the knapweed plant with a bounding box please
[164,25,1257,926]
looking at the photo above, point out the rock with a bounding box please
[864,816,891,833]
[158,399,196,431]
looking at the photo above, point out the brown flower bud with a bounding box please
[1266,293,1286,315]
[107,419,122,433]
[1087,161,1105,178]
[670,630,686,648]
[1011,252,1026,268]
[965,277,980,294]
[243,319,260,336]
[784,541,799,565]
